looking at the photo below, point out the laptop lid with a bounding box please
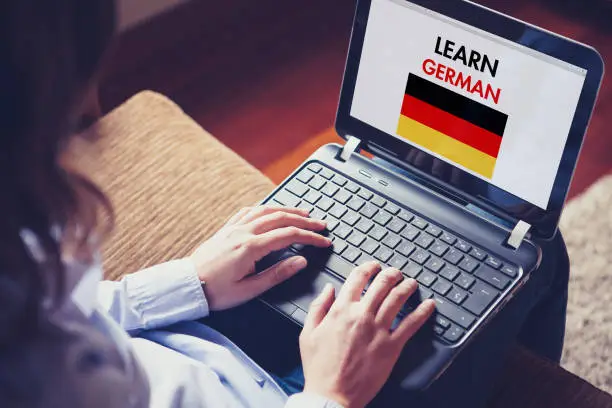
[335,0,604,240]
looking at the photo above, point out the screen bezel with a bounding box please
[335,0,604,239]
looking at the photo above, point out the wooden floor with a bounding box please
[101,0,612,199]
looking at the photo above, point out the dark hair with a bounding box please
[0,1,116,345]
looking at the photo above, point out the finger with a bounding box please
[391,299,436,346]
[304,283,336,331]
[247,212,327,235]
[225,207,253,226]
[335,261,381,304]
[361,268,403,314]
[238,206,310,225]
[248,227,332,260]
[239,256,308,300]
[376,278,418,327]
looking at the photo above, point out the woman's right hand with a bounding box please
[299,261,436,408]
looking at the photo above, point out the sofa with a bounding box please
[75,91,612,407]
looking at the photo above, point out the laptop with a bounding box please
[256,0,604,390]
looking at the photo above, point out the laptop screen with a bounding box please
[349,0,588,210]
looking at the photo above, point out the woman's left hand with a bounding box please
[191,205,331,311]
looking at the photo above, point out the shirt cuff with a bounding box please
[125,258,209,329]
[285,392,345,408]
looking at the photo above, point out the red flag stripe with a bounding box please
[400,94,503,158]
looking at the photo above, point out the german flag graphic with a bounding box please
[397,74,508,179]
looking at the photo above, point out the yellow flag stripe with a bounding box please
[397,115,496,179]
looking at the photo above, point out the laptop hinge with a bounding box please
[336,136,361,162]
[505,220,531,250]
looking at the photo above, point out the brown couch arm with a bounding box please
[81,91,611,407]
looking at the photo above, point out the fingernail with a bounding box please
[291,256,307,270]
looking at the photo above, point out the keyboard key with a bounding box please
[455,273,476,290]
[373,211,392,226]
[417,271,437,287]
[347,231,366,247]
[464,282,499,315]
[307,163,322,173]
[400,225,420,241]
[433,297,475,329]
[332,174,348,186]
[430,241,449,257]
[321,183,339,197]
[309,176,326,190]
[369,225,388,241]
[384,202,400,215]
[332,240,348,255]
[374,246,394,263]
[342,246,361,263]
[439,265,460,281]
[398,209,414,222]
[448,287,468,304]
[435,315,451,329]
[402,263,422,278]
[501,265,518,278]
[326,217,340,232]
[323,253,355,280]
[389,254,408,270]
[414,234,434,249]
[444,248,464,265]
[320,168,335,180]
[329,205,347,219]
[274,190,300,207]
[269,200,284,208]
[361,238,380,255]
[360,203,379,219]
[440,232,457,245]
[396,241,416,257]
[410,249,430,265]
[382,234,401,249]
[419,287,434,299]
[334,189,352,205]
[357,189,373,200]
[443,325,465,343]
[455,240,472,253]
[387,219,406,234]
[358,254,376,266]
[297,170,314,184]
[371,195,387,207]
[347,197,366,212]
[334,224,352,240]
[342,210,361,226]
[433,325,446,336]
[458,257,479,273]
[355,218,374,234]
[297,201,313,213]
[412,217,429,230]
[474,265,511,290]
[425,225,442,237]
[432,279,452,296]
[304,190,322,205]
[470,247,487,261]
[345,182,361,193]
[316,197,334,211]
[310,208,326,221]
[425,257,445,273]
[485,256,503,269]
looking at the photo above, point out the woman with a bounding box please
[0,1,570,407]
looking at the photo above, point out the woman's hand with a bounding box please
[191,205,331,311]
[299,262,436,408]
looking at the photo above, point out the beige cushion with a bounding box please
[81,91,274,280]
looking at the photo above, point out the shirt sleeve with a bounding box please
[285,393,345,408]
[97,258,209,333]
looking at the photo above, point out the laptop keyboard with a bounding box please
[267,162,520,344]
